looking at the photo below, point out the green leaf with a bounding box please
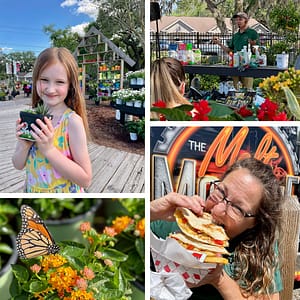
[11,264,30,282]
[135,238,145,263]
[0,242,13,254]
[151,105,193,121]
[0,224,14,235]
[208,101,235,118]
[283,86,300,120]
[29,280,48,293]
[102,248,128,262]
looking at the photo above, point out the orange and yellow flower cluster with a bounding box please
[32,254,95,300]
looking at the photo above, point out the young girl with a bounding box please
[12,47,92,193]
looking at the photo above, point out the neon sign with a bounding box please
[151,126,300,200]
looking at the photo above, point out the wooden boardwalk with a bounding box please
[0,96,144,193]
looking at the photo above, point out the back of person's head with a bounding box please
[32,47,90,136]
[150,57,189,107]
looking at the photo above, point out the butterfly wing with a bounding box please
[16,205,60,259]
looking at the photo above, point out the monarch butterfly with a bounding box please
[16,205,60,259]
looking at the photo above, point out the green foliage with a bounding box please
[269,2,300,34]
[94,0,145,69]
[43,25,82,53]
[197,74,220,91]
[267,1,300,64]
[34,103,50,115]
[283,86,300,120]
[151,105,193,121]
[0,201,18,270]
[15,199,100,220]
[125,118,144,140]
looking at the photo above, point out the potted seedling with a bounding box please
[125,120,139,141]
[19,103,53,141]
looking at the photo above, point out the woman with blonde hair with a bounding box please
[151,57,191,108]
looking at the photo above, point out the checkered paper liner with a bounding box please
[151,231,216,284]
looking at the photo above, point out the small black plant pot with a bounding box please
[19,111,53,141]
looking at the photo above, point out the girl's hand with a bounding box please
[15,118,34,146]
[30,117,55,156]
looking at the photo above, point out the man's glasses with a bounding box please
[208,181,256,220]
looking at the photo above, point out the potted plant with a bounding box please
[15,198,102,243]
[137,118,145,140]
[10,198,145,299]
[126,70,145,86]
[125,120,139,141]
[133,88,145,108]
[19,103,53,141]
[0,202,19,300]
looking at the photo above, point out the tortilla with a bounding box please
[170,232,229,255]
[174,208,229,246]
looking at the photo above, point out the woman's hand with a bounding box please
[150,192,205,221]
[186,264,224,289]
[30,117,55,156]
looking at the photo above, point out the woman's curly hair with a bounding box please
[222,158,282,296]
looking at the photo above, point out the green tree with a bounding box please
[43,25,82,53]
[0,51,36,81]
[94,0,145,69]
[158,0,300,33]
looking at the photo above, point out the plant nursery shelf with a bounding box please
[110,102,145,124]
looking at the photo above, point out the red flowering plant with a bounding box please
[151,100,213,121]
[10,199,145,300]
[236,98,289,121]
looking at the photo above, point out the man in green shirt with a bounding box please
[214,12,259,90]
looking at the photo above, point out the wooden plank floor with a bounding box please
[0,96,144,193]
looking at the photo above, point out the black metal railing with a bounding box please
[150,31,299,63]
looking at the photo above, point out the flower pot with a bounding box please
[129,132,138,141]
[126,101,134,107]
[130,78,137,85]
[115,109,121,120]
[19,111,52,141]
[46,200,102,243]
[125,114,133,122]
[136,78,145,85]
[0,235,18,300]
[134,100,142,108]
[116,98,123,105]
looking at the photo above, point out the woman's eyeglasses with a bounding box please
[208,181,256,220]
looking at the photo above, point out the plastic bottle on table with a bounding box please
[233,52,239,67]
[177,43,187,65]
[229,52,234,67]
[237,81,242,91]
[186,43,195,65]
[194,49,202,64]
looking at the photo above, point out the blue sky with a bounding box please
[0,0,98,55]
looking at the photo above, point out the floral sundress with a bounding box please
[25,108,84,193]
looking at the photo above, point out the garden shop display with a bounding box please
[19,103,53,141]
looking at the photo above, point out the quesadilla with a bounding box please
[170,207,229,264]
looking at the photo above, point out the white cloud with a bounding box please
[0,47,13,53]
[61,0,78,7]
[70,22,89,37]
[61,0,99,20]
